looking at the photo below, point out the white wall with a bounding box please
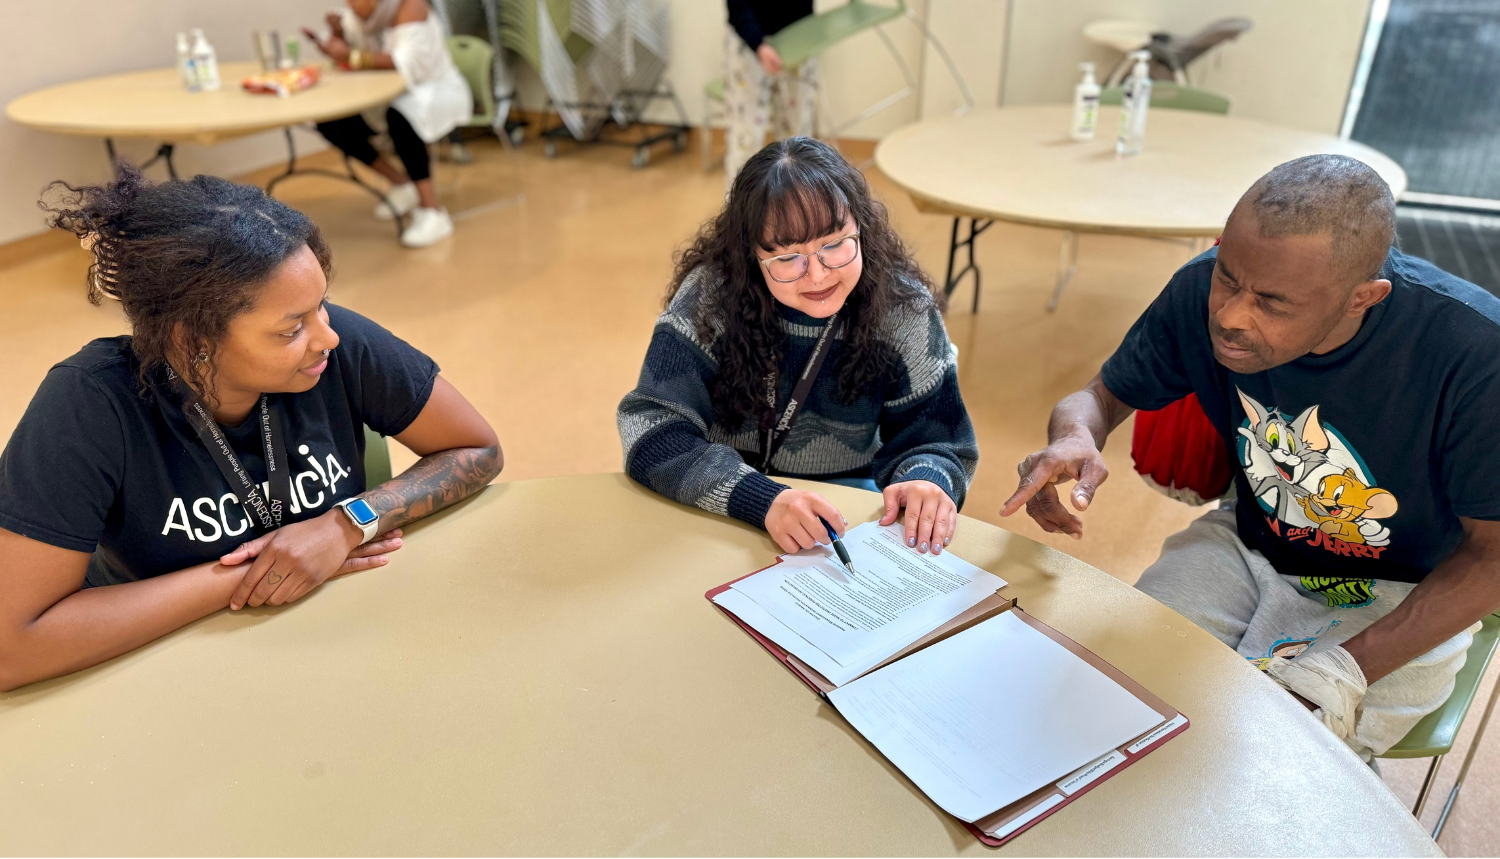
[1,0,1370,246]
[0,0,330,246]
[1001,0,1372,135]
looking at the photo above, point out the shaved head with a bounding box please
[1229,154,1396,287]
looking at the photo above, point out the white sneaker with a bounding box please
[374,182,419,220]
[400,207,454,248]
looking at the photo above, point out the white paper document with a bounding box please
[727,523,1006,670]
[827,611,1164,823]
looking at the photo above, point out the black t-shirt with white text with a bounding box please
[0,304,438,586]
[1102,248,1500,585]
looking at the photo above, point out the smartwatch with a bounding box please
[336,497,380,544]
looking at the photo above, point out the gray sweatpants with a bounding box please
[1137,506,1477,760]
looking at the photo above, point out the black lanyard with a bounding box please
[166,368,290,535]
[761,310,843,472]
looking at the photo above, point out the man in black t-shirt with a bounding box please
[1002,155,1500,760]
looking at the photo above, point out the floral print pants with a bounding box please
[724,25,820,189]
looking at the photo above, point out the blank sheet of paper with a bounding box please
[828,611,1163,823]
[730,523,1005,668]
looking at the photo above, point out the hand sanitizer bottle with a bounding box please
[1070,63,1101,141]
[176,32,199,92]
[1116,51,1153,156]
[190,29,221,92]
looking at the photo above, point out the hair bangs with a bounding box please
[758,161,850,251]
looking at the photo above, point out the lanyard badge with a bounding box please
[761,310,843,473]
[166,368,291,535]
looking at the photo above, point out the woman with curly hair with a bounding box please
[618,137,977,555]
[0,166,501,691]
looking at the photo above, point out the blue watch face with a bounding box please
[346,498,379,526]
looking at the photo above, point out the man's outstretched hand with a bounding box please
[1000,433,1110,538]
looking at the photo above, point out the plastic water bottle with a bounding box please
[1070,62,1101,141]
[1116,50,1152,156]
[176,32,199,92]
[190,29,221,92]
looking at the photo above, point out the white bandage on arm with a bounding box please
[1265,645,1369,740]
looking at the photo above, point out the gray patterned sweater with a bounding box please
[617,268,978,530]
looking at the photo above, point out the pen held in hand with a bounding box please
[820,517,858,580]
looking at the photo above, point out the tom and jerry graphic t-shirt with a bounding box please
[1103,248,1500,585]
[0,304,438,587]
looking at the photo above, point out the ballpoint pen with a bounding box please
[820,517,857,577]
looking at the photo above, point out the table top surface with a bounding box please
[5,61,405,146]
[874,104,1409,236]
[0,474,1438,856]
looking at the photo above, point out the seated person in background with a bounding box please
[1003,155,1500,760]
[619,137,977,556]
[0,166,501,692]
[723,0,817,188]
[304,0,471,248]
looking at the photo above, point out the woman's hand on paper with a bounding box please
[881,480,957,555]
[767,489,845,554]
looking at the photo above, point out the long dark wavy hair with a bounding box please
[40,163,333,407]
[667,137,934,432]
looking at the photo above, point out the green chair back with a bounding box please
[766,0,906,69]
[447,35,496,128]
[363,425,393,489]
[1099,83,1231,115]
[1382,612,1500,758]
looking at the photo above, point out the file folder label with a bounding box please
[1126,713,1189,755]
[1057,748,1126,795]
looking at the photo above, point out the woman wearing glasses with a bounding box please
[618,137,977,556]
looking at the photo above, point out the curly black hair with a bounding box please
[667,137,934,432]
[40,163,333,407]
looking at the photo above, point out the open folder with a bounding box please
[707,523,1189,847]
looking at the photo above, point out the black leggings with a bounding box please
[316,107,431,183]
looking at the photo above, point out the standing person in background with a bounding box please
[305,0,472,248]
[724,0,817,189]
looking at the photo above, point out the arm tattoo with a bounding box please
[360,445,501,532]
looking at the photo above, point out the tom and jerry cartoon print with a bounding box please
[1236,388,1399,560]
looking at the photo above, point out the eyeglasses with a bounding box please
[757,233,861,283]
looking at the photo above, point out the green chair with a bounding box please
[701,0,973,171]
[764,0,904,69]
[446,35,515,161]
[448,35,498,131]
[1099,82,1231,114]
[363,425,393,488]
[1379,611,1500,837]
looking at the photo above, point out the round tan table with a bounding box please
[875,104,1409,311]
[6,61,404,147]
[0,475,1439,856]
[6,61,407,233]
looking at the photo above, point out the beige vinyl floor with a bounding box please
[1,132,1495,854]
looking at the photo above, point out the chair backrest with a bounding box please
[1099,83,1231,114]
[1382,611,1500,758]
[766,0,906,69]
[446,34,496,126]
[363,425,393,488]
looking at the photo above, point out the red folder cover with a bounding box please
[707,562,1189,848]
